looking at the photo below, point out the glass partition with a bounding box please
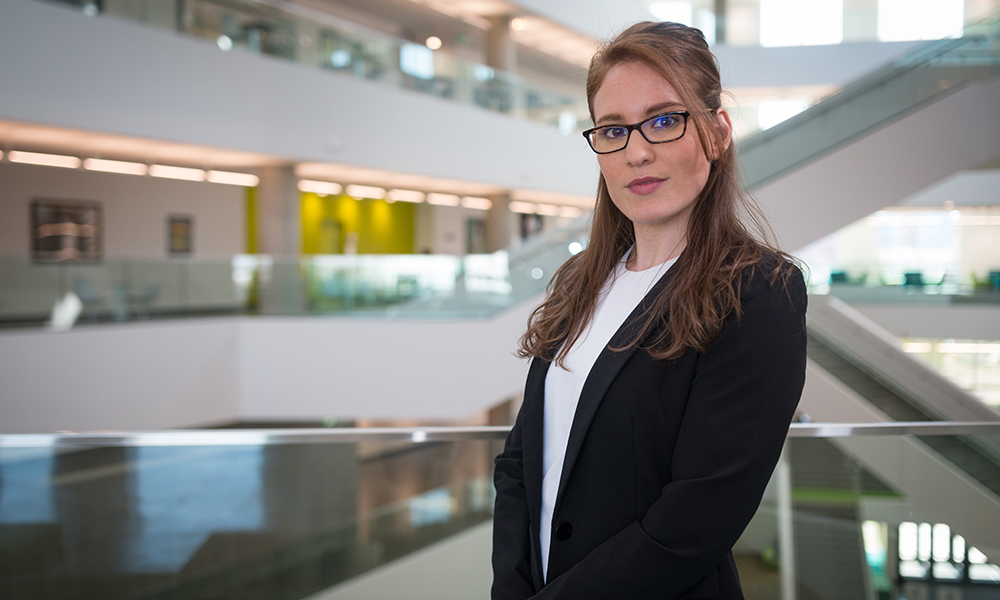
[0,428,504,600]
[43,0,590,132]
[0,218,590,326]
[1,422,999,600]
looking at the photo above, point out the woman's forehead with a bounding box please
[592,62,683,123]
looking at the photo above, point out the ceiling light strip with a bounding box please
[8,150,81,169]
[461,196,492,210]
[83,158,148,176]
[426,193,460,206]
[387,189,426,203]
[509,201,536,214]
[149,164,206,181]
[345,184,387,199]
[298,180,343,195]
[207,170,259,187]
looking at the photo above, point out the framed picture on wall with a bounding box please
[168,215,193,255]
[30,199,103,262]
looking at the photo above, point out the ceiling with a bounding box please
[0,119,594,206]
[0,119,284,169]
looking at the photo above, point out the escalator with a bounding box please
[807,330,1000,499]
[740,12,1000,250]
[793,294,1000,598]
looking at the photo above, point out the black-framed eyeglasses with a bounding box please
[582,111,690,154]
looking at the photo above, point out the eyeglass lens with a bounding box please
[587,112,688,153]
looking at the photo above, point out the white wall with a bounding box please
[430,204,475,256]
[0,0,597,199]
[0,297,535,432]
[238,302,533,422]
[0,162,245,259]
[0,319,243,432]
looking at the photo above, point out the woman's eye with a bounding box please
[601,127,628,140]
[651,114,680,129]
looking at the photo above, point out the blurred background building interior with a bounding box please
[1,0,1000,598]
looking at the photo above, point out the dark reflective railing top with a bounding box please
[3,421,1000,447]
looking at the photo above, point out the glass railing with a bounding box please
[738,10,1000,189]
[805,274,1000,304]
[806,295,1000,507]
[0,426,506,600]
[42,0,590,133]
[806,331,1000,489]
[0,218,590,327]
[1,422,999,600]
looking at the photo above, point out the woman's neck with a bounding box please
[627,225,687,271]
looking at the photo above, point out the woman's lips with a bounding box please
[627,176,666,195]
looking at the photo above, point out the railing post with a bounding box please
[777,442,797,600]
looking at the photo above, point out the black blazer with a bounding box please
[492,262,807,599]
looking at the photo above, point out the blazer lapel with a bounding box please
[522,356,550,588]
[553,268,675,512]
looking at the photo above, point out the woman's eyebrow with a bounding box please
[596,101,685,125]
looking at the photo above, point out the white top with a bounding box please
[540,252,676,581]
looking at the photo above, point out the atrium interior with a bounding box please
[1,0,999,598]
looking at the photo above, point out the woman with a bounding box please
[492,21,807,599]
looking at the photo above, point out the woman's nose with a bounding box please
[624,130,654,167]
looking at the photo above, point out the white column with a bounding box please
[256,165,300,255]
[486,15,516,73]
[485,15,519,115]
[255,164,303,314]
[486,192,517,252]
[714,0,727,44]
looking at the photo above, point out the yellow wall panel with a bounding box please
[301,193,414,254]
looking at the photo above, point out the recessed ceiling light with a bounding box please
[461,196,492,210]
[8,150,81,169]
[298,180,343,196]
[387,189,426,203]
[83,158,148,175]
[345,184,387,199]
[149,164,206,181]
[508,201,536,214]
[427,192,461,206]
[207,170,259,187]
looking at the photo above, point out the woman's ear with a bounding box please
[709,108,733,160]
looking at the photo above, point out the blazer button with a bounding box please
[555,522,573,541]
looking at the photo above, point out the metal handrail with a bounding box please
[2,421,1000,448]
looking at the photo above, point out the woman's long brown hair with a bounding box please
[518,21,795,366]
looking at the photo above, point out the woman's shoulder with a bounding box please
[739,250,807,315]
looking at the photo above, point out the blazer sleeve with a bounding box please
[529,267,808,599]
[492,405,538,600]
